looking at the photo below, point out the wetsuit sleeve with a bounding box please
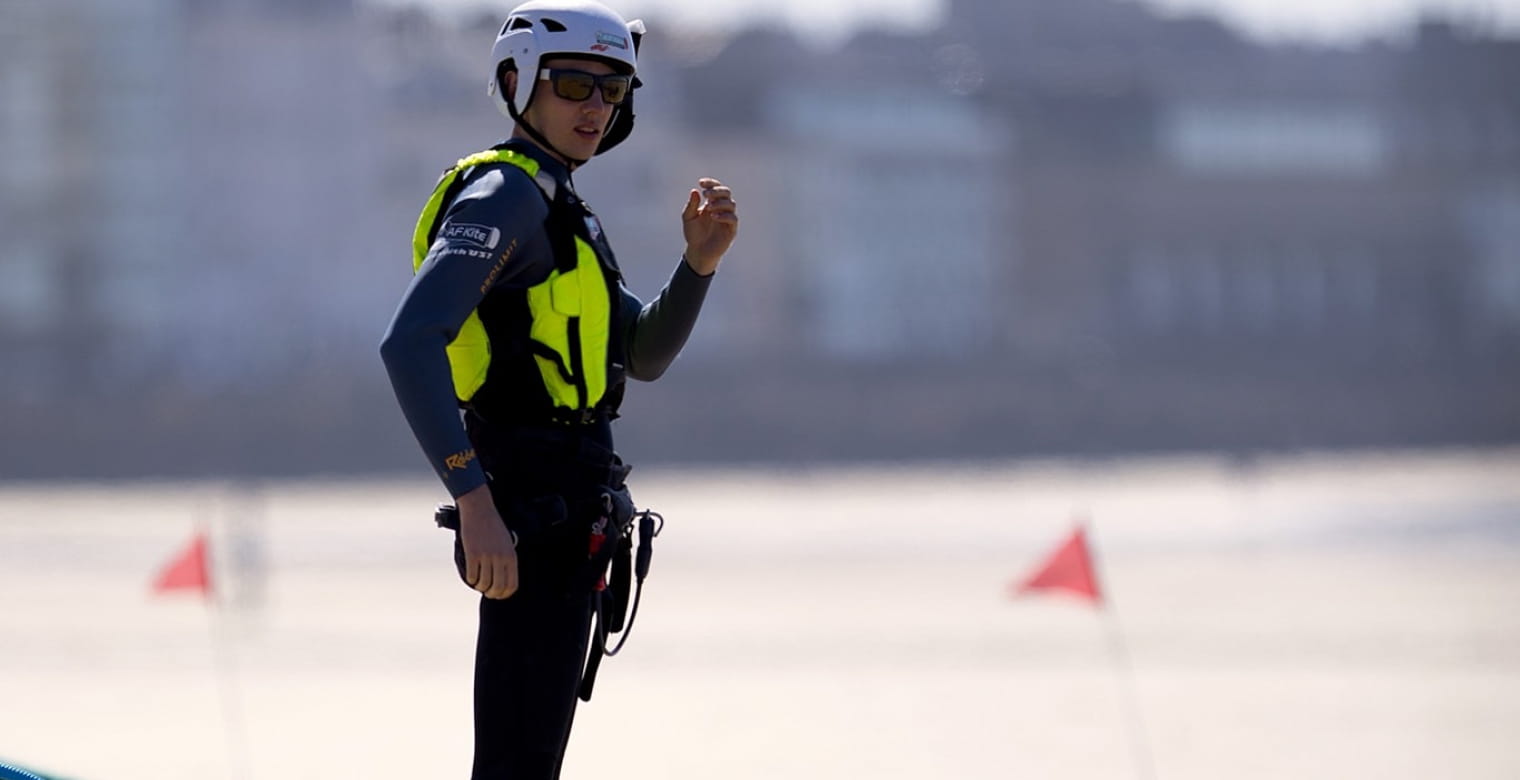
[620,258,714,381]
[380,166,550,498]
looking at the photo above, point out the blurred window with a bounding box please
[1464,187,1520,327]
[1187,245,1224,331]
[1337,247,1379,322]
[1127,247,1176,332]
[1237,252,1278,332]
[0,245,58,333]
[0,62,50,191]
[1163,101,1387,176]
[1289,248,1328,330]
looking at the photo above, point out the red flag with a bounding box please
[152,531,212,596]
[1013,524,1102,604]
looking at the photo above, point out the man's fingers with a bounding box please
[469,556,492,594]
[698,188,732,209]
[503,560,520,599]
[485,557,518,600]
[699,203,737,226]
[485,559,505,598]
[702,196,736,213]
[693,182,735,218]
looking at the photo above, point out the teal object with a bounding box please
[0,761,70,780]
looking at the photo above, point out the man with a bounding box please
[379,1,738,777]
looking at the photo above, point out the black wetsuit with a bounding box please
[380,139,711,779]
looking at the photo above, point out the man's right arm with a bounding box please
[379,166,548,498]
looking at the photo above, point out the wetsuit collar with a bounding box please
[502,138,575,193]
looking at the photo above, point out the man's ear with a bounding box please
[498,64,518,101]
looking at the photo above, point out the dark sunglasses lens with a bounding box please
[553,72,595,101]
[599,76,630,104]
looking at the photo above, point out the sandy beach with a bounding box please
[2,448,1518,779]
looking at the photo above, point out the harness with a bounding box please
[433,471,662,702]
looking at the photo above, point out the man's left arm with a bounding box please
[621,177,738,381]
[620,261,711,381]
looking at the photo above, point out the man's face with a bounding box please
[520,57,624,164]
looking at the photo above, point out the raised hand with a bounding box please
[681,177,739,275]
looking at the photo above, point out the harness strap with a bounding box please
[578,509,662,702]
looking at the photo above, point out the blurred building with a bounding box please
[670,0,1520,372]
[0,0,188,400]
[0,0,1515,478]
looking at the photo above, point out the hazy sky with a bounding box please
[394,0,1520,44]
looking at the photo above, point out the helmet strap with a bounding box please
[502,69,591,170]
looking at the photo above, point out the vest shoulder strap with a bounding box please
[411,148,558,272]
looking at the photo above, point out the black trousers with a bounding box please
[470,579,597,779]
[460,415,629,780]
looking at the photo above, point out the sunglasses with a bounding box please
[538,68,632,105]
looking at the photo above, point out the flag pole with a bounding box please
[1099,603,1157,780]
[208,571,252,780]
[199,491,252,780]
[1085,520,1158,780]
[1014,518,1160,780]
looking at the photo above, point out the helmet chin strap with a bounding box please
[504,84,591,171]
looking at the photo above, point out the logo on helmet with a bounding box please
[595,31,628,49]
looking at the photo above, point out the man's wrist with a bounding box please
[456,483,494,512]
[682,252,717,277]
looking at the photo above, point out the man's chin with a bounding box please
[562,135,601,160]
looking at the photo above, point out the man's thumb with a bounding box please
[682,189,701,220]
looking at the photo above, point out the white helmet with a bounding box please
[488,0,645,120]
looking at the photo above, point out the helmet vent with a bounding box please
[505,16,532,33]
[540,17,567,32]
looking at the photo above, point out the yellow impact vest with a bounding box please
[412,149,613,414]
